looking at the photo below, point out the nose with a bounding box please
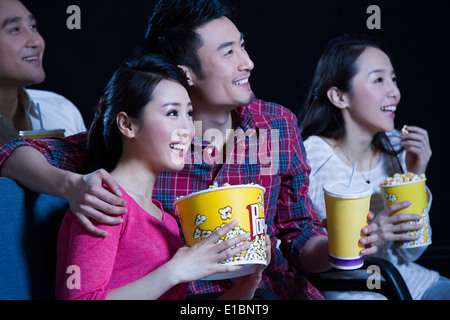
[388,80,401,101]
[238,50,254,72]
[177,117,194,141]
[177,127,191,139]
[25,28,44,50]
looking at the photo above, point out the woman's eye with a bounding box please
[187,110,194,118]
[374,77,383,83]
[167,110,178,116]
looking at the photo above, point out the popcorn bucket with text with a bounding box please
[19,129,65,139]
[380,177,431,248]
[174,184,267,280]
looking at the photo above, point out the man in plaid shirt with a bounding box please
[0,0,378,299]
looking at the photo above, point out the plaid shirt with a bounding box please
[0,99,326,300]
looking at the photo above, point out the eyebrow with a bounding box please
[161,102,193,107]
[2,14,35,28]
[369,69,396,75]
[217,32,244,51]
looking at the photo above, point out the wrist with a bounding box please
[163,256,183,287]
[60,171,82,200]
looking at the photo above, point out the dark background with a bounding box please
[21,0,449,248]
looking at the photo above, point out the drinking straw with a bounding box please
[348,162,358,188]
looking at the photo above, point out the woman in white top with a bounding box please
[298,34,449,300]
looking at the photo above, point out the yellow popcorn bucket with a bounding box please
[19,129,65,139]
[380,179,431,248]
[174,184,267,280]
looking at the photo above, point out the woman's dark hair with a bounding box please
[87,54,190,172]
[298,34,401,157]
[145,0,235,77]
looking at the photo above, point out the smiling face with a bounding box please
[129,79,194,173]
[190,17,255,111]
[0,0,45,87]
[344,46,401,135]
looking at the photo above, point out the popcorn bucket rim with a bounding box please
[379,178,426,188]
[174,184,266,206]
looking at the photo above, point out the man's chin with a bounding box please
[24,72,46,86]
[236,92,256,107]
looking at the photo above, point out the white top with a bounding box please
[0,89,86,146]
[304,133,439,300]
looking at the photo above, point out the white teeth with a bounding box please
[23,56,38,61]
[233,78,248,86]
[170,143,185,151]
[381,105,397,113]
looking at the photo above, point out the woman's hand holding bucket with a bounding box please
[373,201,422,248]
[166,220,251,285]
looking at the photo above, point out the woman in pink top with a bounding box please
[55,54,268,300]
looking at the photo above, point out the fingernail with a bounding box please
[360,238,367,244]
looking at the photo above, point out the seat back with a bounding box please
[0,177,68,300]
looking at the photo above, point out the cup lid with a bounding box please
[323,181,372,199]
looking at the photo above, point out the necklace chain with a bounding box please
[339,146,373,184]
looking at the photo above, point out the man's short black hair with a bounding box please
[145,0,235,75]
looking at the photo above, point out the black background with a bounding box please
[21,0,450,247]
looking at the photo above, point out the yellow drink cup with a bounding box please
[324,181,372,270]
[380,179,431,248]
[174,184,267,280]
[19,129,65,139]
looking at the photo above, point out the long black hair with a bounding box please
[87,54,190,172]
[298,34,403,158]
